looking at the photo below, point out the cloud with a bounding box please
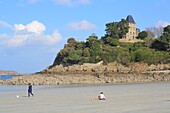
[0,20,12,28]
[43,30,62,44]
[0,34,8,39]
[52,0,91,6]
[6,35,28,47]
[155,21,170,28]
[0,20,62,47]
[67,20,97,30]
[14,20,46,34]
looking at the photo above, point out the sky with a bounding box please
[0,0,170,73]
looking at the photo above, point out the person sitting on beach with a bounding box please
[28,83,34,97]
[98,92,106,100]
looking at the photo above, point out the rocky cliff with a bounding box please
[2,62,170,85]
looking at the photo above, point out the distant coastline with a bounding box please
[0,75,21,81]
[0,70,21,76]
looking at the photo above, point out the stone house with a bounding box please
[123,15,140,40]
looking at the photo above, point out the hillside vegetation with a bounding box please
[52,19,170,67]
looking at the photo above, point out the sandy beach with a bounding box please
[0,82,170,113]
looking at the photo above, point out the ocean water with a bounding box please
[0,75,15,80]
[0,82,170,113]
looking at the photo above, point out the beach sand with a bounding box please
[0,82,170,113]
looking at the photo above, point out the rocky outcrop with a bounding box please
[0,79,4,84]
[4,73,170,85]
[42,62,170,74]
[3,62,170,85]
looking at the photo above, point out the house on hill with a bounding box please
[121,15,140,42]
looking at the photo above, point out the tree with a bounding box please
[137,31,148,40]
[52,47,73,66]
[63,49,83,65]
[154,27,163,38]
[105,36,119,46]
[117,51,131,66]
[83,48,90,57]
[144,38,155,48]
[132,48,152,62]
[151,25,170,51]
[101,46,116,64]
[159,25,170,51]
[89,41,102,63]
[164,25,170,33]
[105,19,129,39]
[65,38,77,48]
[145,28,155,38]
[86,35,98,47]
[105,22,119,38]
[118,19,129,38]
[76,41,85,49]
[111,47,131,66]
[145,27,163,38]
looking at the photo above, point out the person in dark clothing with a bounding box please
[28,83,34,97]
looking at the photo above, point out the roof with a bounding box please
[126,15,135,24]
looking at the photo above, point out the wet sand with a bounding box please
[0,82,170,113]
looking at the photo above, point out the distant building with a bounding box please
[123,15,140,40]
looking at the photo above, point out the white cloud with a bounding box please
[27,21,46,34]
[14,20,46,34]
[0,20,62,47]
[0,34,8,39]
[0,20,12,28]
[14,24,26,31]
[52,0,91,6]
[155,21,170,28]
[43,30,62,44]
[6,35,28,47]
[67,20,97,30]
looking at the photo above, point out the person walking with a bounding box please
[28,83,34,97]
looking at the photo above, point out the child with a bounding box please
[98,92,106,100]
[28,83,34,97]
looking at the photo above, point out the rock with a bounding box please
[0,79,4,84]
[2,62,170,85]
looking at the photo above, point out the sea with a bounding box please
[0,75,16,80]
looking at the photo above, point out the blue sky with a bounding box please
[0,0,170,73]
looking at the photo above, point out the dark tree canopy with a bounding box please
[65,38,77,48]
[137,31,148,40]
[105,19,129,39]
[151,25,170,51]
